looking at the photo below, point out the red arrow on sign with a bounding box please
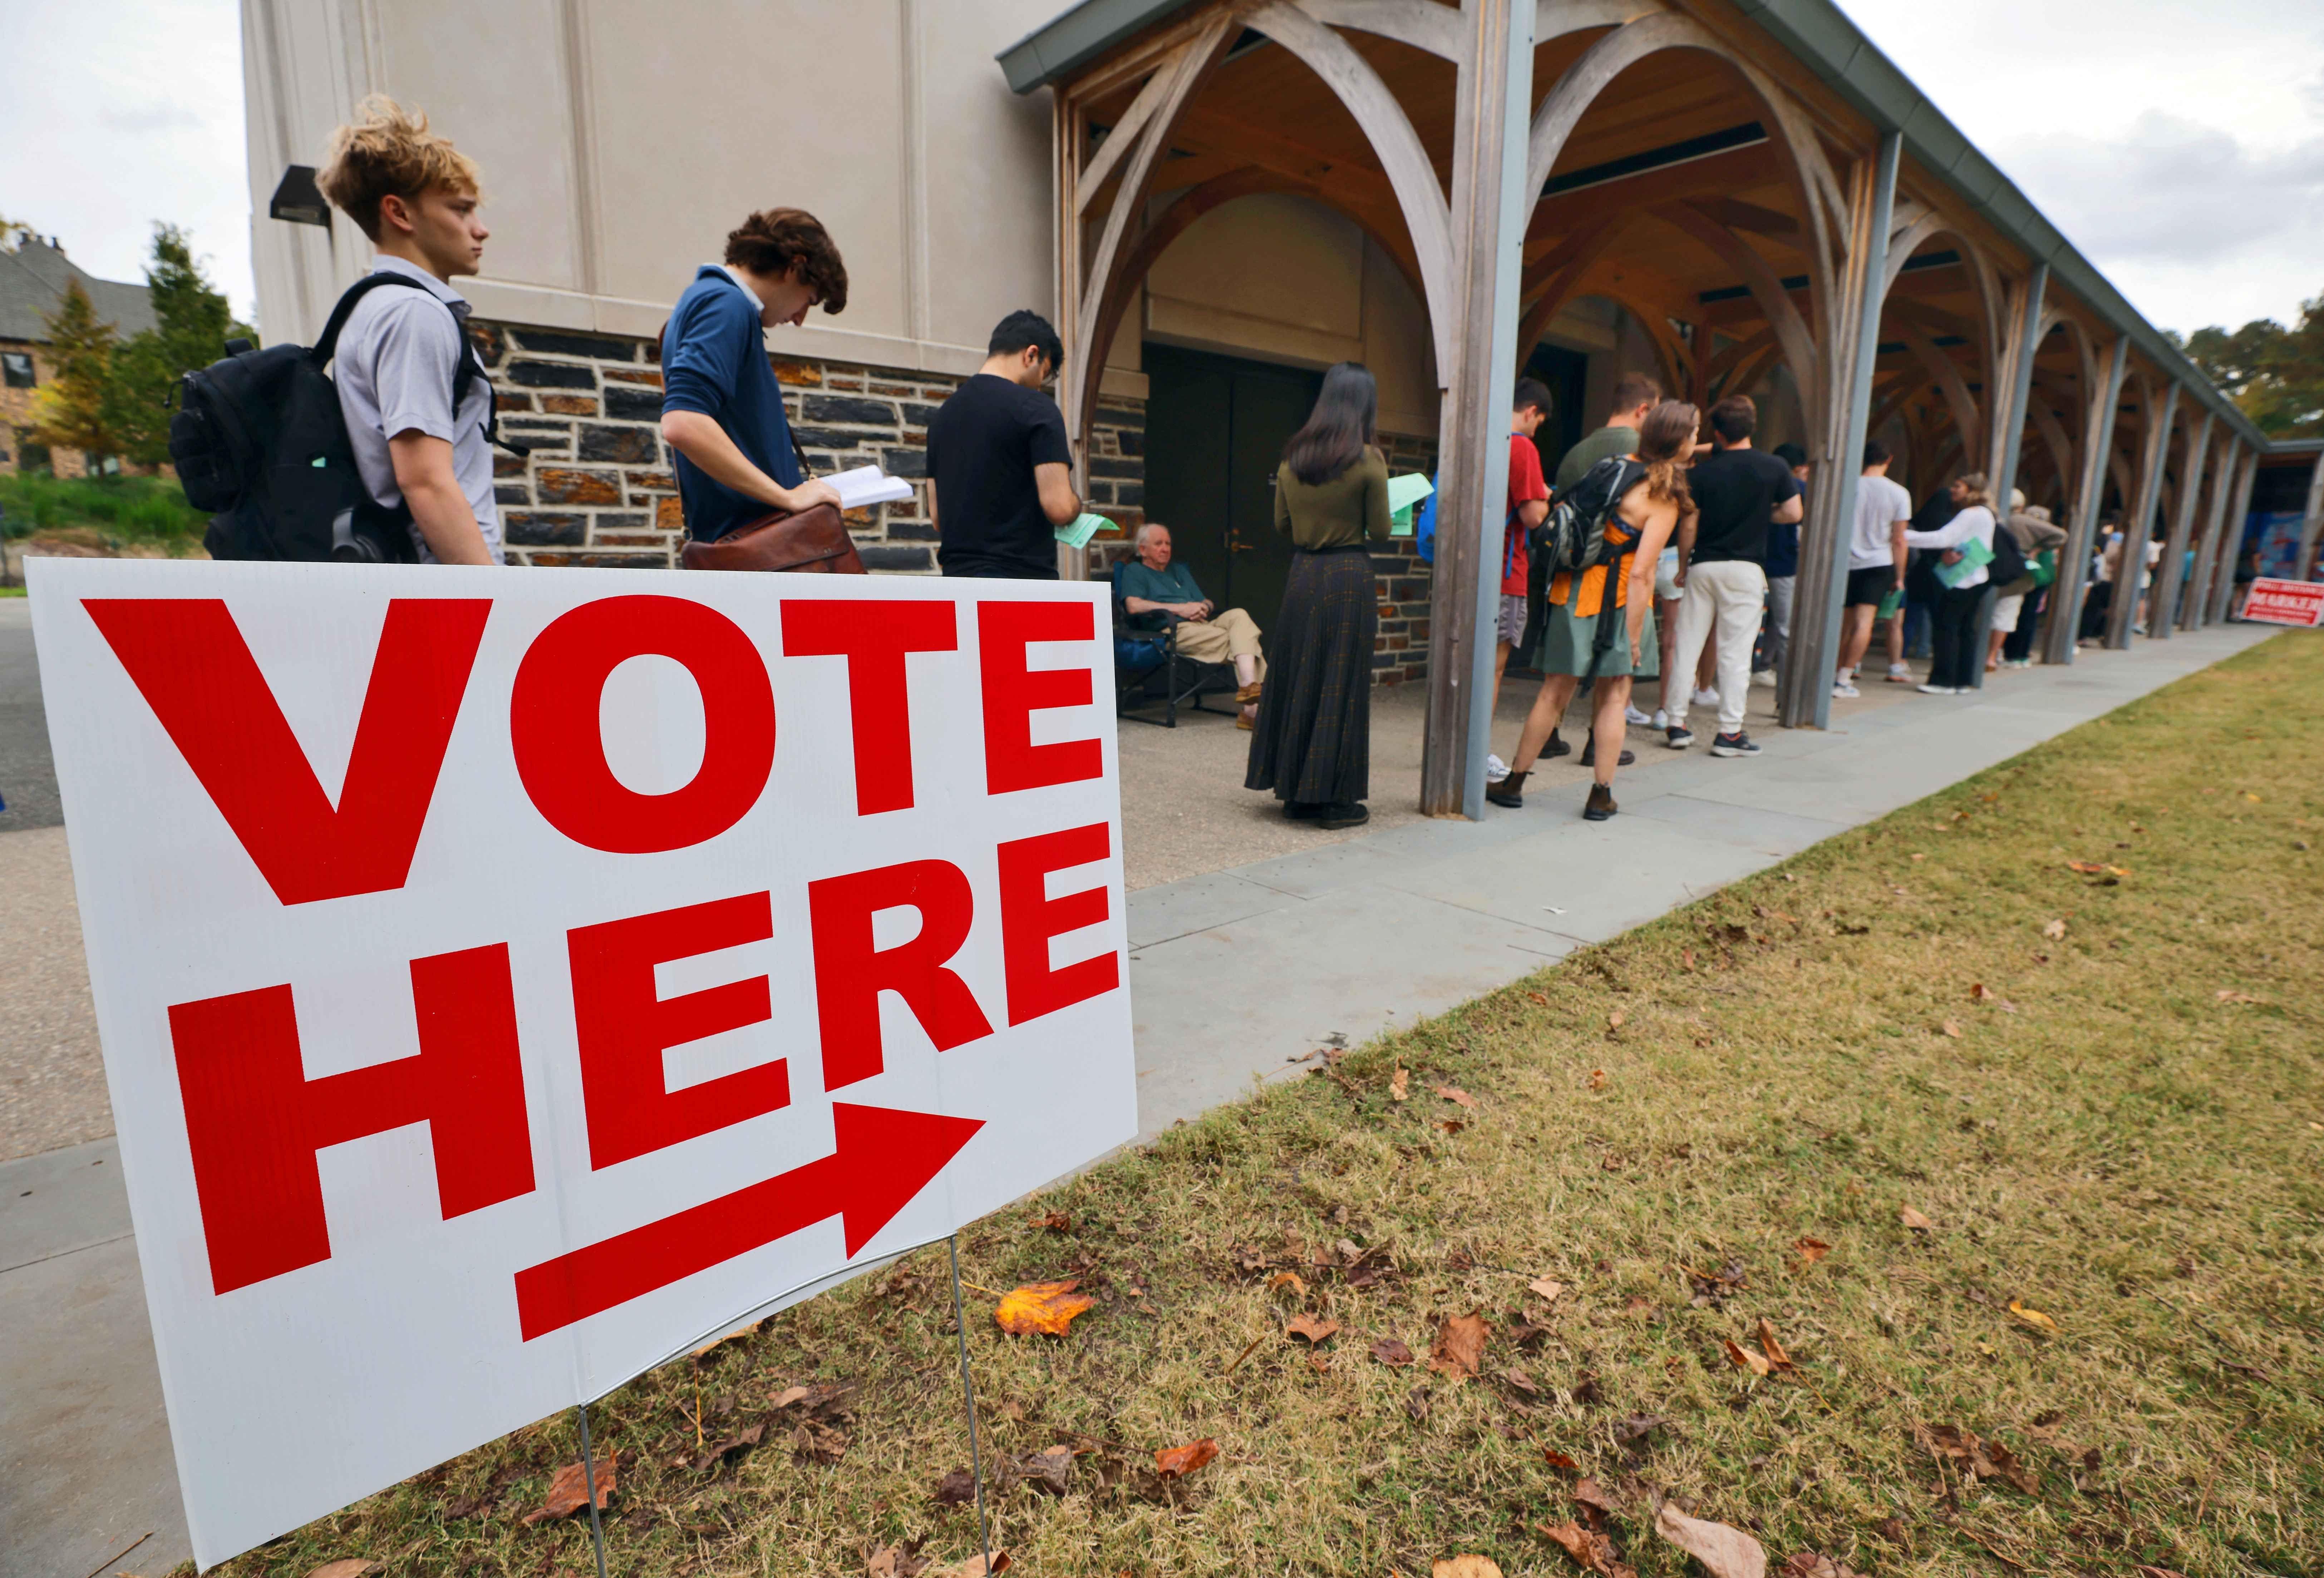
[513,1103,983,1340]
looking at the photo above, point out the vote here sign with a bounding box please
[27,559,1135,1568]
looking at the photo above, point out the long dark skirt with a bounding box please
[1245,546,1375,805]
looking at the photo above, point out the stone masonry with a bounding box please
[475,318,1432,685]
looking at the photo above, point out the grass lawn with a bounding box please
[0,471,208,556]
[211,634,2322,1578]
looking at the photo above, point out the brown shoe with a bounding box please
[1235,682,1263,704]
[1582,782,1618,821]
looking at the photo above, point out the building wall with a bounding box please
[0,342,87,478]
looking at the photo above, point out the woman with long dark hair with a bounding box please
[1245,362,1393,829]
[1488,399,1698,821]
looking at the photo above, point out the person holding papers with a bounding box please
[659,208,850,541]
[1903,472,1999,695]
[1244,363,1392,830]
[929,311,1080,579]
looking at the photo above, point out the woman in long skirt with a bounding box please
[1245,362,1394,830]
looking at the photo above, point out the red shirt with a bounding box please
[1503,432,1548,596]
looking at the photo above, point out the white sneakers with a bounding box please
[1625,702,1654,726]
[1486,753,1510,783]
[1651,708,1669,729]
[1832,679,1861,698]
[1691,686,1720,707]
[1750,669,1778,687]
[1917,682,1958,695]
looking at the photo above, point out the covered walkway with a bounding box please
[1002,0,2313,818]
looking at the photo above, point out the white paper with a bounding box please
[825,464,915,511]
[29,560,1135,1567]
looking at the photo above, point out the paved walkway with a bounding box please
[0,594,2276,1577]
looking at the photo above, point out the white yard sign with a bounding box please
[29,560,1136,1568]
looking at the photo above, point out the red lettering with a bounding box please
[567,892,787,1170]
[807,860,992,1091]
[997,822,1119,1024]
[779,598,957,815]
[511,595,774,852]
[169,943,533,1295]
[83,598,489,906]
[978,600,1102,794]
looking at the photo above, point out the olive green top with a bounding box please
[1272,445,1394,551]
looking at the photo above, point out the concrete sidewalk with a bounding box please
[0,617,2276,1578]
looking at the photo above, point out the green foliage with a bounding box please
[2177,294,2324,438]
[0,470,208,544]
[32,278,122,460]
[108,224,257,466]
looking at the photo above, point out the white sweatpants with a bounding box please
[1669,559,1766,734]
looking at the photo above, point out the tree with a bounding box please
[33,278,122,463]
[108,225,257,465]
[2176,294,2324,440]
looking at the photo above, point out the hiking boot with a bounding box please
[1665,724,1694,749]
[1577,739,1635,768]
[1582,782,1618,821]
[1485,770,1527,810]
[1316,802,1370,830]
[1709,731,1761,758]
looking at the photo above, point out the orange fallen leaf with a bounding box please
[1037,1210,1072,1232]
[1266,1271,1308,1298]
[1938,1019,1963,1038]
[1653,1502,1766,1578]
[1723,1338,1769,1377]
[994,1280,1094,1336]
[1154,1438,1219,1479]
[1286,1313,1340,1345]
[1539,1519,1632,1577]
[1528,1277,1565,1301]
[1434,1558,1505,1578]
[1436,1085,1476,1109]
[1587,1068,1608,1091]
[929,1554,1010,1578]
[1757,1317,1794,1371]
[522,1454,617,1525]
[1390,1068,1411,1101]
[1541,1446,1581,1473]
[1791,1236,1831,1266]
[2007,1300,2058,1333]
[1430,1310,1489,1379]
[1528,991,1550,1006]
[1606,1011,1626,1031]
[2216,989,2263,1004]
[1900,1206,1935,1232]
[1441,1119,1467,1134]
[2042,918,2067,940]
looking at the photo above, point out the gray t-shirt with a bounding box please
[1849,473,1911,570]
[331,257,503,563]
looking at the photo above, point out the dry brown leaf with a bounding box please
[1037,1210,1073,1233]
[932,1468,977,1506]
[1723,1338,1771,1377]
[1791,1237,1831,1266]
[1505,1366,1541,1396]
[1430,1311,1489,1379]
[1433,1558,1505,1578]
[521,1454,617,1525]
[2042,918,2067,939]
[1588,1068,1609,1091]
[1529,1277,1565,1301]
[1900,1205,1935,1231]
[770,1384,812,1409]
[1154,1438,1220,1479]
[2006,1300,2058,1333]
[2216,989,2263,1004]
[1370,1337,1415,1367]
[1436,1085,1477,1109]
[1781,1556,1865,1578]
[1390,1068,1411,1101]
[1540,1519,1635,1578]
[1574,1476,1619,1516]
[306,1563,381,1578]
[1266,1270,1308,1298]
[1016,1445,1073,1497]
[993,1280,1094,1336]
[1757,1318,1794,1372]
[1654,1502,1767,1578]
[1938,1019,1964,1038]
[1607,1011,1626,1031]
[1542,1446,1582,1473]
[1286,1313,1340,1345]
[928,1554,1010,1578]
[1441,1119,1467,1134]
[1528,991,1550,1006]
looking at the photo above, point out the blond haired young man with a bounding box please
[315,96,503,564]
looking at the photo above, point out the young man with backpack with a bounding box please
[314,97,506,564]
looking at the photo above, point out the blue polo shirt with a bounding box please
[660,266,803,542]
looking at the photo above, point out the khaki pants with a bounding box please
[1171,607,1265,681]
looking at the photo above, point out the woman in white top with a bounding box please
[1903,471,1998,694]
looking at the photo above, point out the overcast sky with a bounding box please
[2,0,2319,339]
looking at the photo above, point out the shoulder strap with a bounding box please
[309,272,435,365]
[316,271,532,456]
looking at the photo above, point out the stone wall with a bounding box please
[475,316,1432,685]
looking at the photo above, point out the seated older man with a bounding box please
[1114,522,1265,727]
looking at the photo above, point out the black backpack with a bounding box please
[1521,455,1646,665]
[1984,519,2028,591]
[171,273,523,563]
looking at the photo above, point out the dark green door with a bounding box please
[1141,344,1323,643]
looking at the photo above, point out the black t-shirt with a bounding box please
[1907,490,1959,598]
[928,373,1072,579]
[1685,445,1799,565]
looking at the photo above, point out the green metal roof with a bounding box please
[996,0,2280,452]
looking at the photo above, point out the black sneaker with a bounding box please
[1316,802,1370,830]
[1709,731,1761,758]
[1543,730,1573,759]
[1665,725,1694,749]
[1582,782,1618,821]
[1577,740,1634,768]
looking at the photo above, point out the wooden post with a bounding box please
[2207,447,2260,624]
[2294,449,2324,583]
[2146,409,2214,640]
[2107,379,2178,650]
[1964,261,2047,690]
[2181,433,2238,630]
[1783,131,1898,729]
[1421,0,1533,818]
[2043,334,2127,666]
